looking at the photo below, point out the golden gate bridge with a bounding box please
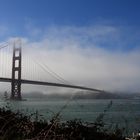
[0,40,105,100]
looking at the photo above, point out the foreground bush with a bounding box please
[0,106,126,140]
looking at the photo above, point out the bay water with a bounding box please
[0,98,140,135]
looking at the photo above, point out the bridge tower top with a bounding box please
[10,40,22,100]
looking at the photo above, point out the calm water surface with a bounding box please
[0,98,140,134]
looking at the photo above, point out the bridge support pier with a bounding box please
[10,42,22,100]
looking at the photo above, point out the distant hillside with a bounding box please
[23,91,140,99]
[0,91,140,100]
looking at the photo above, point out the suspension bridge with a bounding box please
[0,40,105,100]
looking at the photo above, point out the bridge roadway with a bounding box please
[0,77,104,93]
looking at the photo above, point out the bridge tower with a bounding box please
[10,41,22,100]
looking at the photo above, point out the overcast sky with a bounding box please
[0,0,140,93]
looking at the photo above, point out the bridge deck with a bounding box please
[0,77,104,93]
